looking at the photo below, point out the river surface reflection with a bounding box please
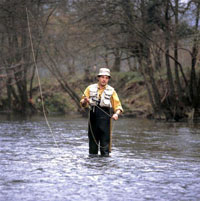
[0,115,200,201]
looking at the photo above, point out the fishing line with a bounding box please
[26,8,59,148]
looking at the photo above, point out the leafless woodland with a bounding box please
[0,0,199,120]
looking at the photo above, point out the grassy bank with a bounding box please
[36,72,151,117]
[0,72,151,117]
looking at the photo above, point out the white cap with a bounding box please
[97,68,111,77]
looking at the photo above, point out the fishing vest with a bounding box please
[89,84,114,108]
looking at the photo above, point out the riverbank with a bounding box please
[0,72,152,118]
[41,71,151,117]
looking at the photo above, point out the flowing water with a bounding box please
[0,114,200,201]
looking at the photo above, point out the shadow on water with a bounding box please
[0,114,200,201]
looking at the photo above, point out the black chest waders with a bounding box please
[88,104,111,156]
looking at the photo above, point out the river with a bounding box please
[0,114,200,201]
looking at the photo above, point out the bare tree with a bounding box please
[73,0,199,120]
[0,0,199,120]
[0,0,38,113]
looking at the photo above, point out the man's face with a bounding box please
[98,75,109,87]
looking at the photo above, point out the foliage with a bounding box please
[0,0,200,121]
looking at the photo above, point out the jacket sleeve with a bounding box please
[111,90,123,113]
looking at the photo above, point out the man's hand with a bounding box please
[112,109,121,120]
[112,113,119,120]
[80,97,90,107]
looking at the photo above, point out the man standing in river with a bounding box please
[80,68,123,157]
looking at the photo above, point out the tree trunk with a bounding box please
[112,49,121,72]
[174,0,182,99]
[190,1,200,110]
[6,79,12,111]
[164,0,175,99]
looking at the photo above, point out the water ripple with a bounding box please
[0,116,200,201]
